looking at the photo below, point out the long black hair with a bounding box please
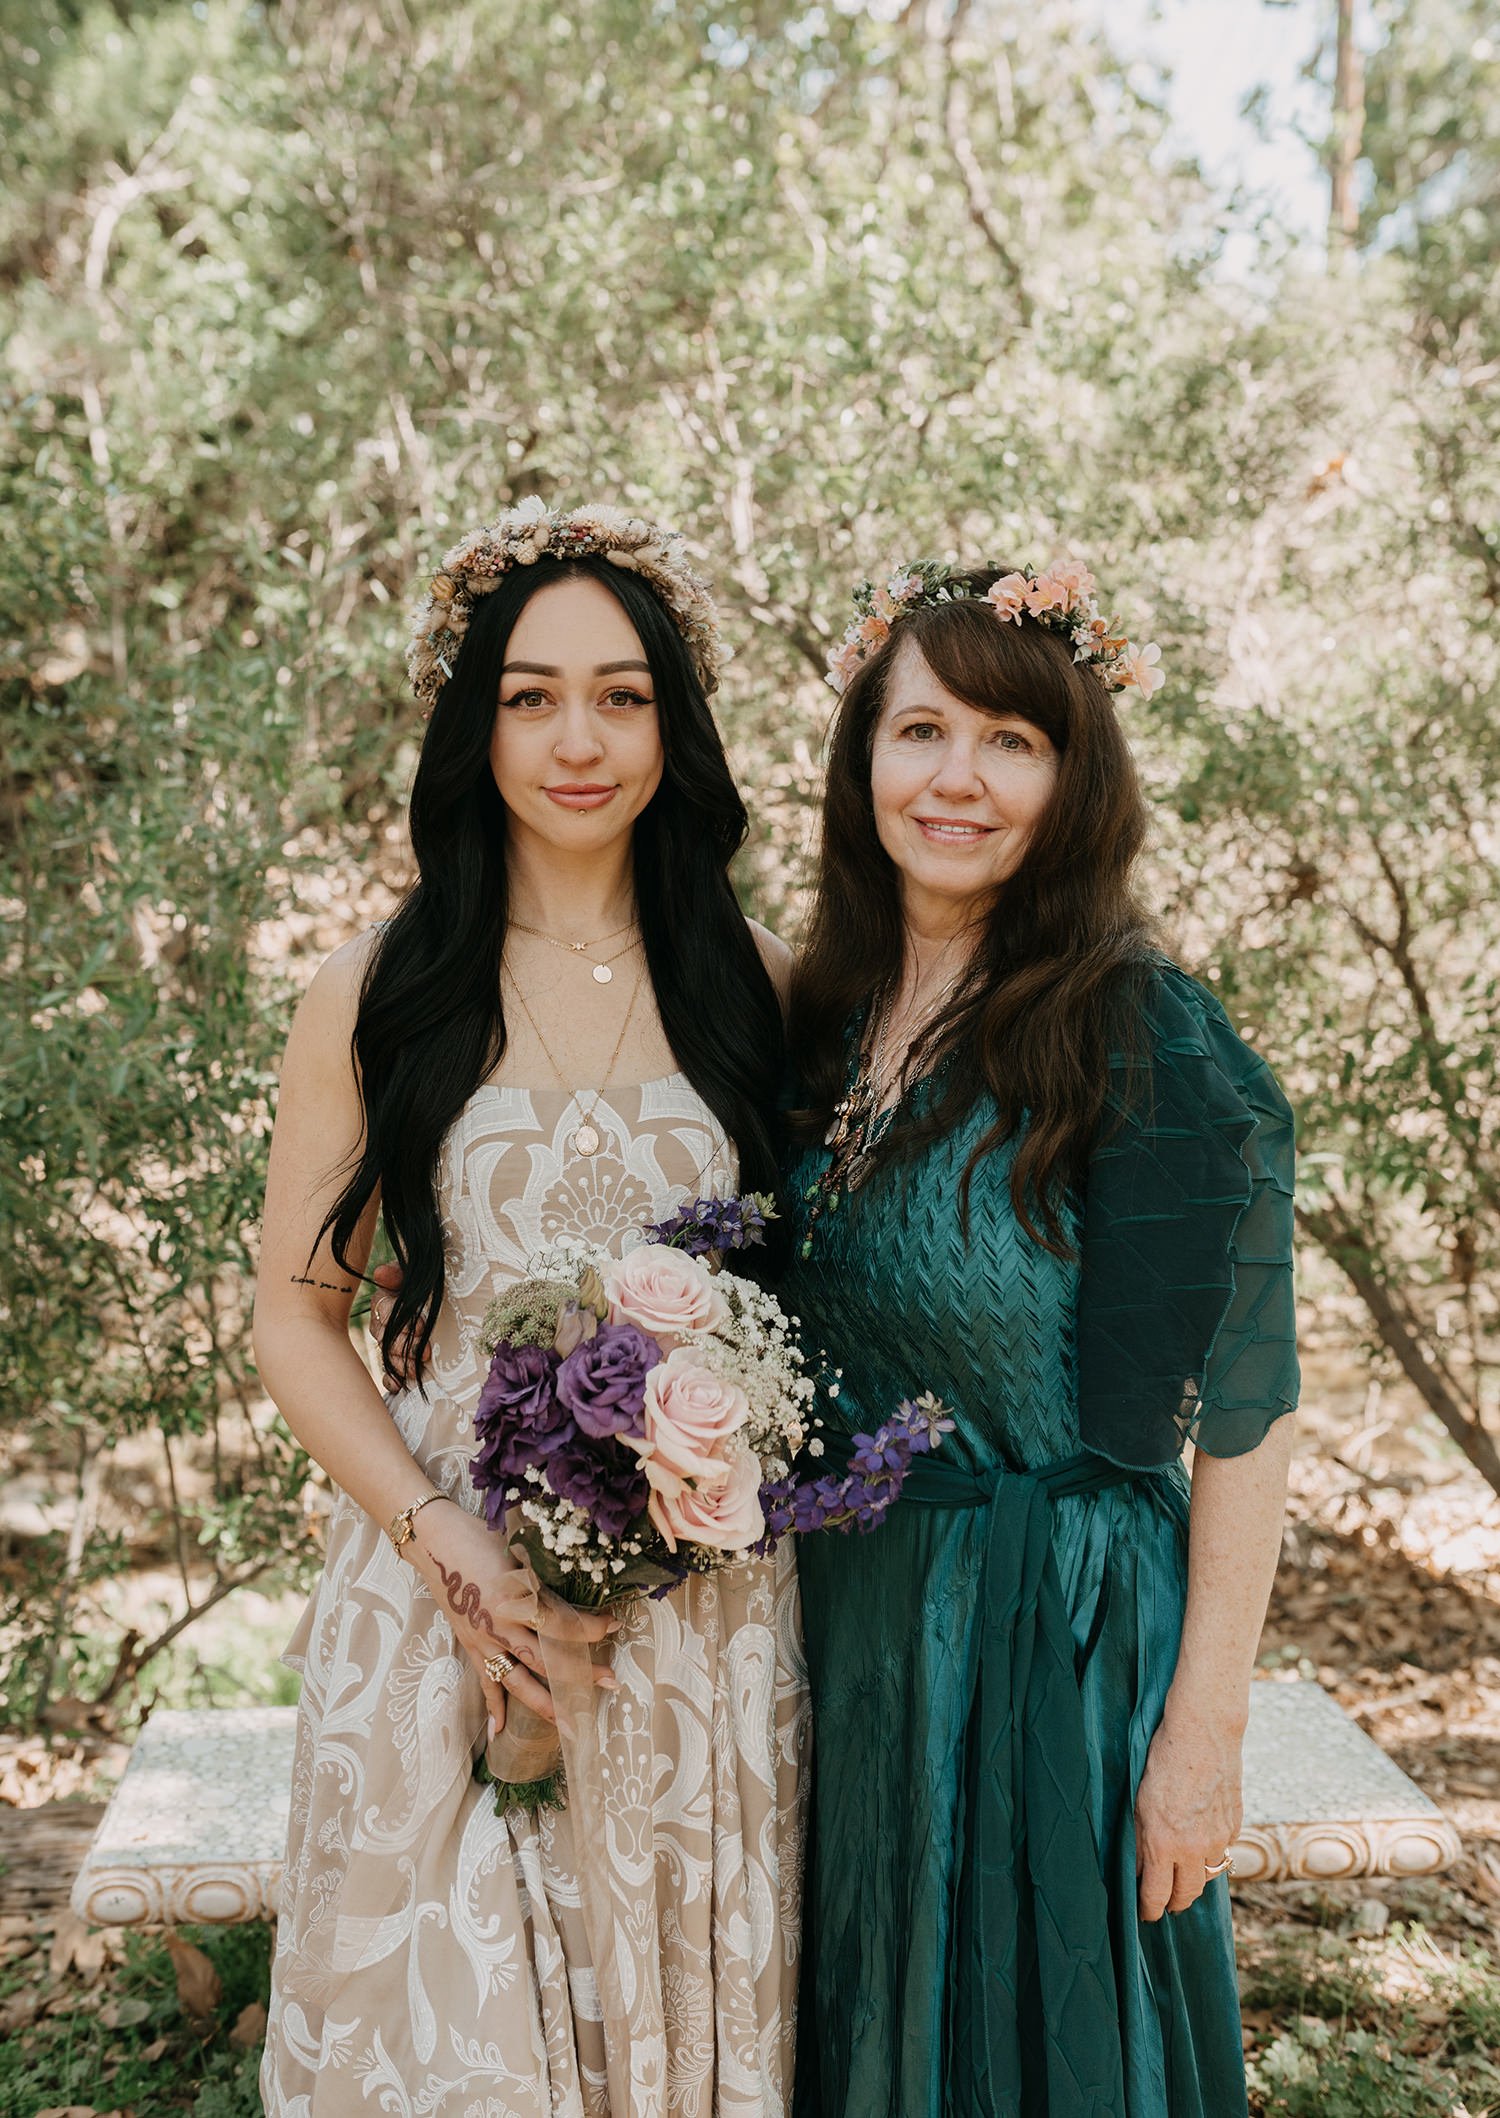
[323,555,784,1376]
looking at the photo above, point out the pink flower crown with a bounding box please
[827,559,1164,700]
[407,498,723,716]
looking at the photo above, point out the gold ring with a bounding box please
[1204,1855,1233,1877]
[483,1651,519,1685]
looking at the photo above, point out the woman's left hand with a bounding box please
[1133,1691,1244,1922]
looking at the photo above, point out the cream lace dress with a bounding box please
[261,1076,809,2118]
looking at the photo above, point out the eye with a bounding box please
[602,688,652,710]
[992,728,1034,753]
[503,688,551,711]
[897,719,942,742]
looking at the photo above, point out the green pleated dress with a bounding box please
[783,962,1299,2118]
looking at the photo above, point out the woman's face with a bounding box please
[490,575,665,858]
[869,638,1060,919]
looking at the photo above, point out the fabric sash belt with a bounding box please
[823,1438,1139,2116]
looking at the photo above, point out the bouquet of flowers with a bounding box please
[469,1194,951,1810]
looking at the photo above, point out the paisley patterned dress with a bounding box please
[261,1076,809,2118]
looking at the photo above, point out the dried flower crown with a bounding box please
[407,497,723,714]
[827,559,1164,700]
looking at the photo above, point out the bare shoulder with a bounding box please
[287,926,382,1067]
[747,918,795,1010]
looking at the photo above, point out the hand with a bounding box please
[1133,1691,1244,1922]
[370,1259,420,1389]
[404,1499,618,1736]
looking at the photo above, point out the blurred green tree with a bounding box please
[2,0,1497,1729]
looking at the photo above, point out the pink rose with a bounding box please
[604,1244,728,1345]
[627,1347,749,1491]
[648,1445,765,1554]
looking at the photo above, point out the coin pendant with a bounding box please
[592,962,613,984]
[573,1123,601,1157]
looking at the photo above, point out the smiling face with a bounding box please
[490,574,665,858]
[868,636,1060,923]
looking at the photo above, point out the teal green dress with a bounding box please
[783,963,1299,2118]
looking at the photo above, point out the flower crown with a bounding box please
[827,559,1164,700]
[406,497,723,715]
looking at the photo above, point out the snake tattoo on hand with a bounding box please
[431,1556,504,1646]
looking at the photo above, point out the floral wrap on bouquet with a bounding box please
[469,1194,951,1812]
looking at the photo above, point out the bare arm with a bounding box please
[252,934,428,1528]
[253,937,612,1731]
[1134,1414,1296,1921]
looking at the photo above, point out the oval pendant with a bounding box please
[592,963,613,984]
[573,1122,601,1157]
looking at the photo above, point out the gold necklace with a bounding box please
[509,917,641,986]
[506,962,644,1158]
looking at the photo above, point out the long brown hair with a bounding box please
[789,568,1156,1253]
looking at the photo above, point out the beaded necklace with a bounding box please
[797,971,963,1260]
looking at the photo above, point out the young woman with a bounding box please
[782,563,1298,2118]
[253,502,806,2118]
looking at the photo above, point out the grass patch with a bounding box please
[0,1922,270,2118]
[1244,1925,1500,2118]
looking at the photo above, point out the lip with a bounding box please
[913,816,997,843]
[545,784,618,810]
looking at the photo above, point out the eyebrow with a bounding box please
[501,659,652,677]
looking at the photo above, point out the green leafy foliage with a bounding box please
[2,0,1498,1737]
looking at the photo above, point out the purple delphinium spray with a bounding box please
[642,1191,775,1259]
[764,1391,956,1541]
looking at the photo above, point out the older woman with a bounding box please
[782,562,1298,2118]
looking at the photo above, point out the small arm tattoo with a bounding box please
[432,1557,501,1644]
[290,1273,355,1292]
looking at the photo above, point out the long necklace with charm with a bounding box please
[799,968,965,1259]
[506,960,644,1159]
[509,917,641,986]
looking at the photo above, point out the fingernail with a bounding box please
[597,1673,619,1690]
[487,1715,497,1741]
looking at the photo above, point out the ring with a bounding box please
[483,1652,519,1685]
[1204,1855,1234,1877]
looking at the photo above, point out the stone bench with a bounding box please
[70,1681,1461,1928]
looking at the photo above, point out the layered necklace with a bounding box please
[509,915,642,985]
[505,927,646,1159]
[798,953,968,1260]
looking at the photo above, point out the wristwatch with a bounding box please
[388,1490,446,1559]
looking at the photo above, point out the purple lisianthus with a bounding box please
[546,1438,650,1541]
[555,1321,661,1440]
[470,1341,570,1525]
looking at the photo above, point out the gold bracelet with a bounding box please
[388,1489,446,1559]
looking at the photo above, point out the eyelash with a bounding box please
[504,688,652,711]
[899,722,1031,754]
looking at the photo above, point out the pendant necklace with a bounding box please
[506,961,645,1158]
[800,964,966,1259]
[510,916,641,986]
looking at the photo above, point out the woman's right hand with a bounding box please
[404,1499,617,1735]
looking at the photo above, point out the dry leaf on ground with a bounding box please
[47,1910,106,1984]
[229,1998,268,2048]
[163,1930,222,2025]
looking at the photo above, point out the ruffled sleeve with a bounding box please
[1074,961,1299,1470]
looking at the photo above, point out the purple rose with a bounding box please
[555,1321,661,1440]
[546,1439,650,1541]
